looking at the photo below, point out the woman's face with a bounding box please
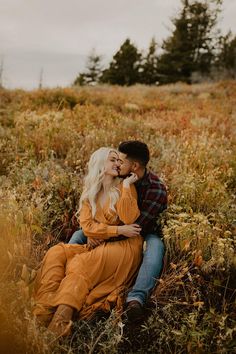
[104,151,119,177]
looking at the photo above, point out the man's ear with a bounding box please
[132,162,140,172]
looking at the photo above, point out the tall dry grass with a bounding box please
[0,81,235,353]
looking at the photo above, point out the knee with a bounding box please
[46,244,65,260]
[69,229,86,244]
[145,235,165,255]
[142,239,163,268]
[47,244,61,254]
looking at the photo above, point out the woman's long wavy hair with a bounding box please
[79,147,120,218]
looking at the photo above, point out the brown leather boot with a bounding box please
[35,313,54,328]
[48,304,73,337]
[126,300,144,322]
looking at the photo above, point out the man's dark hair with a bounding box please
[118,140,150,167]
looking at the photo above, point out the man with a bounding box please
[69,141,167,320]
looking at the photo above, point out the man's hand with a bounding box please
[117,224,141,237]
[87,238,104,249]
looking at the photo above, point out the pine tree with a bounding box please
[140,38,159,85]
[217,31,236,76]
[73,49,103,86]
[157,0,223,83]
[101,39,141,86]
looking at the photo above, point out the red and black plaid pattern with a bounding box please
[135,170,167,237]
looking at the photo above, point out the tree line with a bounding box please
[74,0,236,86]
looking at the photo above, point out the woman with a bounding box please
[33,147,143,337]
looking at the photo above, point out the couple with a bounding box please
[33,141,167,337]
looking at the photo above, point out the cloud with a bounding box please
[0,0,177,55]
[0,0,235,88]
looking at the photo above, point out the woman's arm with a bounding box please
[116,183,140,224]
[80,195,141,240]
[79,200,118,239]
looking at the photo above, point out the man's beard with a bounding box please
[118,171,132,178]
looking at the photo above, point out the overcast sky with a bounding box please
[1,0,236,89]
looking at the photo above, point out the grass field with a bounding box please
[0,81,235,353]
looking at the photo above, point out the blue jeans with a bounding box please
[68,229,164,305]
[68,229,87,244]
[126,233,164,305]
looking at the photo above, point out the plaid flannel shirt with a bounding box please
[135,170,167,237]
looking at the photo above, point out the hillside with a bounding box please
[0,82,235,353]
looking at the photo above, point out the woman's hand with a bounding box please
[117,224,141,237]
[123,173,138,188]
[87,238,104,249]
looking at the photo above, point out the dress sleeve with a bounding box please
[79,200,118,239]
[116,184,140,224]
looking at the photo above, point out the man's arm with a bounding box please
[136,183,167,236]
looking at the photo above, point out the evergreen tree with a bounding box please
[157,0,223,83]
[101,39,141,85]
[217,31,236,76]
[73,49,103,86]
[140,38,159,85]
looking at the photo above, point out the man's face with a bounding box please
[118,152,134,177]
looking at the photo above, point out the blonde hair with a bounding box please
[79,147,120,218]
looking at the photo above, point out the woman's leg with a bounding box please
[33,244,69,318]
[52,237,142,312]
[47,244,121,336]
[44,237,142,335]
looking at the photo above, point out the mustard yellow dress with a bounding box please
[33,183,143,319]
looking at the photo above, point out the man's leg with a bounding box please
[126,233,164,313]
[68,229,87,244]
